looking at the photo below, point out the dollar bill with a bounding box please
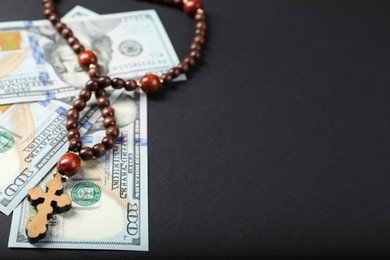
[63,5,99,18]
[0,89,123,215]
[0,9,185,105]
[9,90,149,251]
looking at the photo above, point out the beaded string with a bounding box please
[41,0,207,167]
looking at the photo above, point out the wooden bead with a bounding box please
[190,41,201,51]
[178,61,190,73]
[55,22,66,32]
[102,106,115,117]
[112,77,125,89]
[139,74,161,93]
[79,88,92,101]
[57,152,81,176]
[185,56,196,67]
[93,143,106,158]
[88,68,100,79]
[48,14,59,24]
[97,76,112,88]
[106,125,120,138]
[43,9,52,18]
[161,73,173,85]
[67,36,78,46]
[169,67,181,78]
[60,28,73,38]
[125,79,138,91]
[103,116,116,128]
[97,96,110,107]
[66,118,78,130]
[102,135,116,149]
[183,0,203,15]
[67,129,80,141]
[72,44,85,54]
[95,88,107,98]
[77,50,97,70]
[66,108,79,120]
[194,34,205,45]
[190,50,201,60]
[69,138,82,152]
[73,99,86,111]
[85,79,98,91]
[80,146,93,160]
[194,12,206,21]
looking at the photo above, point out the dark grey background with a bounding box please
[1,0,390,258]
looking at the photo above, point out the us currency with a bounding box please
[0,90,123,216]
[9,91,149,251]
[0,9,185,104]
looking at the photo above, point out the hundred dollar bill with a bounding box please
[0,90,123,215]
[0,9,185,105]
[63,5,99,18]
[9,91,149,251]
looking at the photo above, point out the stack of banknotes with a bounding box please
[0,5,185,251]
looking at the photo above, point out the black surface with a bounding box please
[1,0,390,258]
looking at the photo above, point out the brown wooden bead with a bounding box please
[80,146,93,160]
[103,116,116,128]
[194,34,205,45]
[102,106,115,117]
[161,73,173,85]
[66,118,78,130]
[67,129,80,141]
[78,50,97,70]
[139,74,161,93]
[72,44,85,54]
[88,68,100,79]
[79,88,92,101]
[172,0,182,6]
[73,98,86,111]
[97,96,110,107]
[190,50,201,60]
[97,76,112,88]
[169,67,181,78]
[106,125,120,138]
[86,79,98,91]
[43,3,54,11]
[112,77,125,89]
[93,143,106,158]
[183,0,203,15]
[102,135,116,149]
[125,79,138,91]
[190,41,201,51]
[60,28,73,38]
[48,14,59,24]
[43,9,52,18]
[194,12,206,21]
[95,88,107,98]
[55,22,66,32]
[67,36,78,46]
[57,152,81,176]
[196,21,207,31]
[178,61,190,73]
[66,108,79,120]
[185,56,196,67]
[69,138,82,152]
[195,28,206,36]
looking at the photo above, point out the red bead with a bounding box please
[139,74,161,93]
[57,153,81,177]
[77,50,97,70]
[183,0,203,15]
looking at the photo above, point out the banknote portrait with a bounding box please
[37,19,120,87]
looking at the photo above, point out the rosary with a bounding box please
[25,0,206,243]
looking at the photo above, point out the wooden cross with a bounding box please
[26,173,72,243]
